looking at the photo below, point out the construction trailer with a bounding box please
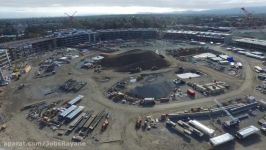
[68,95,84,106]
[66,106,85,121]
[235,125,259,139]
[210,133,234,147]
[188,120,215,137]
[59,105,77,118]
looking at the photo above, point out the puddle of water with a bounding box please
[128,80,175,99]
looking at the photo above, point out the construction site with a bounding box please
[0,6,266,150]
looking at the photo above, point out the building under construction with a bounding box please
[54,29,96,47]
[163,30,231,43]
[233,38,266,51]
[97,28,158,41]
[0,38,56,61]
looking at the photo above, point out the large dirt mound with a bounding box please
[100,49,170,72]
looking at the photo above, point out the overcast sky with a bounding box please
[1,0,266,18]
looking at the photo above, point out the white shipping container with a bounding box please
[189,120,215,136]
[210,133,234,146]
[236,125,259,139]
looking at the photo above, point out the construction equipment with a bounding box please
[101,119,109,131]
[0,124,7,131]
[135,116,142,129]
[214,99,240,128]
[72,135,83,142]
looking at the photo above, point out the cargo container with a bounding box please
[210,133,234,147]
[140,98,156,106]
[235,125,259,139]
[187,89,196,97]
[189,120,215,137]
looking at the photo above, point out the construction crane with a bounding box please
[241,8,253,19]
[64,11,82,28]
[240,7,257,28]
[64,11,77,23]
[214,99,240,128]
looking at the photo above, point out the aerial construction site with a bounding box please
[0,4,266,150]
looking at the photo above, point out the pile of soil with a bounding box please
[100,49,170,72]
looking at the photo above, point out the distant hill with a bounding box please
[181,6,266,15]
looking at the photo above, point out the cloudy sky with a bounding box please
[1,0,266,18]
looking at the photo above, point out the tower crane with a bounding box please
[64,11,78,24]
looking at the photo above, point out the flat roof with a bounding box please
[68,95,84,105]
[234,38,266,47]
[237,125,259,138]
[210,133,234,146]
[164,30,230,36]
[97,28,158,32]
[193,53,217,59]
[0,37,54,49]
[60,105,77,118]
[177,73,200,79]
[66,106,85,120]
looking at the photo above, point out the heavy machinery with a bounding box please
[101,119,109,131]
[214,99,240,128]
[0,124,7,132]
[135,116,142,129]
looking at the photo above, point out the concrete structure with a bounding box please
[163,30,230,43]
[54,29,96,47]
[233,38,266,51]
[97,28,158,41]
[0,38,56,60]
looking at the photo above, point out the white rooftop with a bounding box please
[210,133,234,146]
[237,125,259,137]
[177,73,200,79]
[92,56,104,61]
[193,53,216,59]
[234,38,266,47]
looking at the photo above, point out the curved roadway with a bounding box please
[89,45,256,114]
